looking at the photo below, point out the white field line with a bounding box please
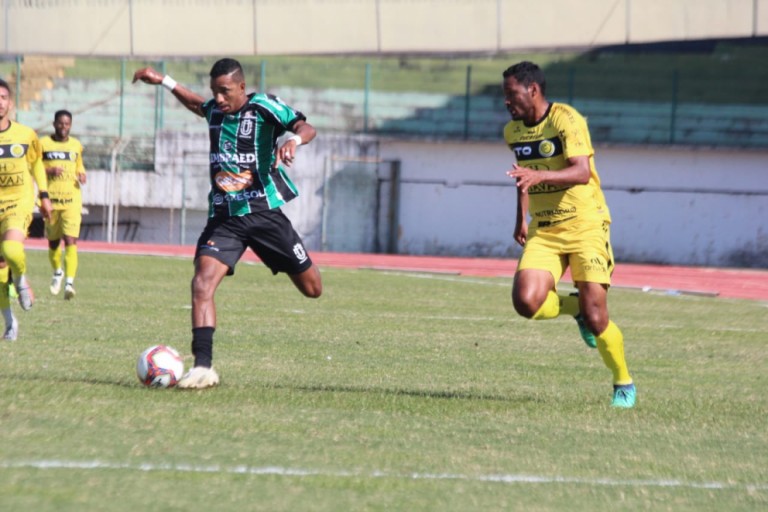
[377,270,768,306]
[376,270,511,287]
[1,459,766,492]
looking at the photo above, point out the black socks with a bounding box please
[191,326,215,368]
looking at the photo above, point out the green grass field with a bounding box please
[1,250,766,511]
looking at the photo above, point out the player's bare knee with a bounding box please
[512,295,537,318]
[299,276,322,298]
[514,305,536,319]
[583,310,609,335]
[303,284,322,299]
[293,267,322,298]
[511,288,539,318]
[190,275,214,301]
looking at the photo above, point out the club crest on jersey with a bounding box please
[538,140,556,158]
[293,243,308,263]
[238,118,254,138]
[10,144,25,158]
[214,170,254,192]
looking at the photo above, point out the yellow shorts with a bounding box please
[45,208,82,240]
[0,199,33,236]
[518,220,615,285]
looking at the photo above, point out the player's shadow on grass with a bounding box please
[0,375,542,402]
[271,382,541,404]
[0,373,139,389]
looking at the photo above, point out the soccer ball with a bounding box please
[136,345,185,388]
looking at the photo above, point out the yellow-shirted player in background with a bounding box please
[40,109,86,300]
[0,78,53,341]
[502,61,636,408]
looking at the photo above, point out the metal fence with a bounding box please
[3,54,767,172]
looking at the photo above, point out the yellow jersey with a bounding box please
[0,121,47,205]
[503,102,610,229]
[40,135,85,210]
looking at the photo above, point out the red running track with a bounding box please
[26,239,768,302]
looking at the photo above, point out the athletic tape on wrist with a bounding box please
[161,75,177,91]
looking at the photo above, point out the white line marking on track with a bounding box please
[2,460,766,492]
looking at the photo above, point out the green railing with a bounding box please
[2,49,767,171]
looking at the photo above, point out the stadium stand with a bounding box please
[4,39,767,172]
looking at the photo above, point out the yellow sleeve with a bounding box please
[77,140,86,175]
[553,105,592,160]
[28,135,48,193]
[32,158,48,193]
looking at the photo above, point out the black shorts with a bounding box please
[194,209,313,276]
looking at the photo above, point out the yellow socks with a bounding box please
[558,293,579,317]
[529,290,633,387]
[532,291,580,320]
[64,245,78,280]
[49,246,62,272]
[49,245,78,281]
[596,321,633,385]
[0,266,9,310]
[532,291,560,320]
[1,240,26,278]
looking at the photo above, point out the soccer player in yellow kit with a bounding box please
[0,78,53,340]
[502,62,636,408]
[40,110,86,300]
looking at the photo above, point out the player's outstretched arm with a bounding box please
[132,67,205,117]
[275,120,316,168]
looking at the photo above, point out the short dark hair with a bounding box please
[54,109,72,122]
[210,58,244,82]
[0,78,12,95]
[503,61,547,95]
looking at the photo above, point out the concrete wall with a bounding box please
[379,140,768,268]
[80,132,768,268]
[3,0,767,56]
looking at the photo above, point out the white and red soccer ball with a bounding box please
[136,345,184,388]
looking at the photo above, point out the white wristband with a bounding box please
[161,75,177,91]
[288,134,302,146]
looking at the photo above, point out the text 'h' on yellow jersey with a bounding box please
[0,121,47,205]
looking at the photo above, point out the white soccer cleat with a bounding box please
[3,316,18,341]
[177,366,220,389]
[15,276,34,311]
[64,283,76,300]
[50,270,64,295]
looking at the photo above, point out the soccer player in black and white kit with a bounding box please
[133,58,322,388]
